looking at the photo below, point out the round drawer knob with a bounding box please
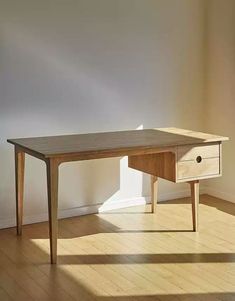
[196,156,202,163]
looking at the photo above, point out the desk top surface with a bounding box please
[7,127,228,159]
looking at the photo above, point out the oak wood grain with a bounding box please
[46,158,59,264]
[177,143,220,161]
[151,175,158,213]
[7,128,228,160]
[190,180,199,232]
[15,146,25,236]
[128,151,176,182]
[177,157,220,181]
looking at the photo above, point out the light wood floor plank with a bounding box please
[0,194,235,300]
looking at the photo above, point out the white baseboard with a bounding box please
[98,196,148,212]
[0,203,101,230]
[203,185,235,204]
[0,187,206,230]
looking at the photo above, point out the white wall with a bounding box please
[204,0,235,202]
[0,0,206,228]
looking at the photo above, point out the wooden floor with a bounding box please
[0,195,235,301]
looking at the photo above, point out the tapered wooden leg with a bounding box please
[46,159,59,264]
[151,175,158,213]
[15,147,25,235]
[190,180,199,232]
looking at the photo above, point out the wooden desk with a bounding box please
[8,128,228,264]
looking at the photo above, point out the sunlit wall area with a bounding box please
[204,0,235,202]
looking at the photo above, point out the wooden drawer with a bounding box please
[177,144,219,161]
[129,143,222,183]
[176,143,221,181]
[177,157,220,181]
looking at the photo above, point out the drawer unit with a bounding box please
[127,129,228,234]
[176,143,221,182]
[128,143,221,183]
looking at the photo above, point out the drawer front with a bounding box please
[177,157,220,180]
[177,144,220,161]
